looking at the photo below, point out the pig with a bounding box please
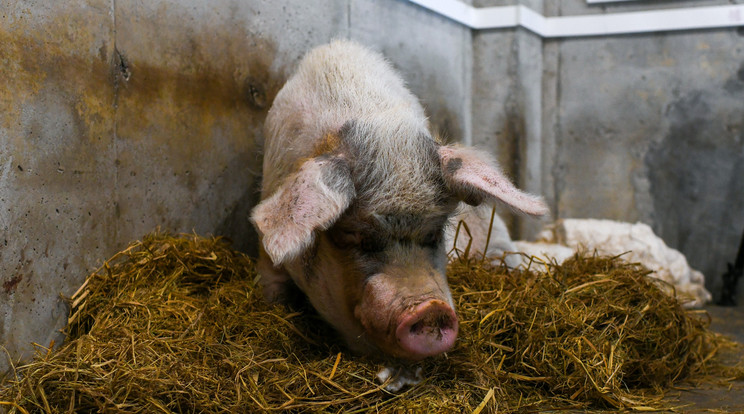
[251,40,548,368]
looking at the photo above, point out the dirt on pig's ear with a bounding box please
[311,131,344,157]
[438,145,549,217]
[251,155,356,265]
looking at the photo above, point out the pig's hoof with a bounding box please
[376,366,423,392]
[261,280,305,307]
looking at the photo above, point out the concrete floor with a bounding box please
[575,305,744,413]
[672,305,744,413]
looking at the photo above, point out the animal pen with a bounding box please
[1,0,744,412]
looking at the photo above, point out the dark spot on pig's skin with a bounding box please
[338,119,357,138]
[441,158,486,206]
[445,158,462,176]
[320,156,354,199]
[360,232,389,253]
[3,275,23,294]
[302,238,319,282]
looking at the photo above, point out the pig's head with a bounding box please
[252,125,548,361]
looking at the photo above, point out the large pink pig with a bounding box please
[252,40,548,364]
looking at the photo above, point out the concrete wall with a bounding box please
[471,0,744,302]
[545,0,744,303]
[0,0,472,373]
[471,0,547,239]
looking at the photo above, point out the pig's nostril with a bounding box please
[409,320,427,335]
[396,300,458,360]
[409,315,452,339]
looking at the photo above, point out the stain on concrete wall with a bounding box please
[471,5,547,239]
[646,86,744,299]
[1,0,117,375]
[541,3,744,299]
[0,0,473,373]
[112,2,289,255]
[472,0,743,302]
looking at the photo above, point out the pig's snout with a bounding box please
[356,270,458,360]
[395,299,458,360]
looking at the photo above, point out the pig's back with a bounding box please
[261,40,429,196]
[293,40,424,119]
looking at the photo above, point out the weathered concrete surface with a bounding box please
[111,0,349,254]
[351,0,473,144]
[0,0,117,375]
[0,0,472,374]
[471,0,549,239]
[543,19,744,301]
[472,0,744,303]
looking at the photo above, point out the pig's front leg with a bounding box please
[376,365,423,392]
[256,246,297,304]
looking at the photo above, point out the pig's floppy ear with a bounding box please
[251,156,355,265]
[439,145,549,216]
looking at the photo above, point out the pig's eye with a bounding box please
[421,231,442,249]
[328,226,387,253]
[329,229,362,249]
[360,235,386,253]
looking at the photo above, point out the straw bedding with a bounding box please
[0,232,740,413]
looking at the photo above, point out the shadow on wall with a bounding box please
[111,14,284,249]
[646,84,744,298]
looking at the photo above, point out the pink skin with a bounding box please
[395,299,458,360]
[356,295,459,361]
[438,146,549,216]
[353,251,457,360]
